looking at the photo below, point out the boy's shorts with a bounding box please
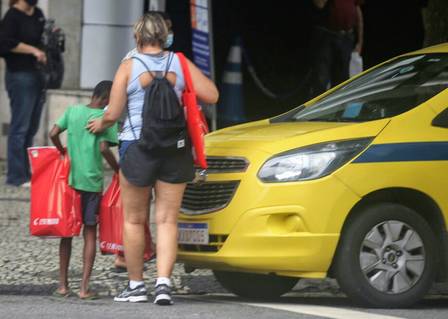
[119,140,195,187]
[78,190,102,226]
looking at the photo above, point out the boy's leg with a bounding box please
[78,191,101,298]
[79,225,97,297]
[58,237,72,294]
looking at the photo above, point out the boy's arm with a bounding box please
[100,141,119,173]
[49,125,65,155]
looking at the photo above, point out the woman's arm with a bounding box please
[11,43,47,63]
[186,58,219,105]
[87,60,131,133]
[0,10,46,63]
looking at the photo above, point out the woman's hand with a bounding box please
[11,43,47,64]
[86,118,106,134]
[32,47,47,64]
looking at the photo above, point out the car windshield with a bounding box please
[273,53,448,123]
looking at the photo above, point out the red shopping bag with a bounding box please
[99,174,154,260]
[28,147,82,237]
[176,52,209,169]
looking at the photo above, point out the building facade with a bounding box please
[0,0,164,158]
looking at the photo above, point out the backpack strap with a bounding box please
[125,106,138,141]
[164,52,174,78]
[132,56,155,79]
[127,56,154,140]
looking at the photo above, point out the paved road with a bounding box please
[0,295,318,319]
[1,172,448,318]
[1,293,448,319]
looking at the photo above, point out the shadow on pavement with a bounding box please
[0,284,57,296]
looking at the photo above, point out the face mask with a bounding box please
[165,33,174,48]
[25,0,38,6]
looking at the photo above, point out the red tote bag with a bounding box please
[99,174,154,260]
[176,52,209,169]
[28,147,82,237]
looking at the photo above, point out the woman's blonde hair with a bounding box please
[133,12,168,48]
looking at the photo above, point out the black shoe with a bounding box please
[114,284,148,302]
[154,284,173,305]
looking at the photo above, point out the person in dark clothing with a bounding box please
[307,0,363,99]
[0,0,46,187]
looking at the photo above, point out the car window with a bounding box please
[274,54,448,123]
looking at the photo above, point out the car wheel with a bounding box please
[213,270,298,299]
[335,203,437,308]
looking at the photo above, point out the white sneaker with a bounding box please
[20,182,31,188]
[114,284,148,303]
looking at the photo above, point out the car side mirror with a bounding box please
[432,108,448,128]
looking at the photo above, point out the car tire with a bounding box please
[335,202,437,308]
[213,270,298,299]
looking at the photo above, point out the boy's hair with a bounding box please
[92,80,113,100]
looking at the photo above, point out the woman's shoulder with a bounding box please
[3,7,19,21]
[34,7,45,18]
[3,6,45,20]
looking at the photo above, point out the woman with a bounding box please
[0,0,47,187]
[87,13,218,305]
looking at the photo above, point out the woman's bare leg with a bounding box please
[154,180,186,278]
[120,171,151,281]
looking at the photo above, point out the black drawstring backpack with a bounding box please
[128,53,187,153]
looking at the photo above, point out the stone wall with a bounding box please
[48,0,82,89]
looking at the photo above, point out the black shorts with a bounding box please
[77,190,102,226]
[119,140,195,187]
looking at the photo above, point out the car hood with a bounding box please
[205,119,390,154]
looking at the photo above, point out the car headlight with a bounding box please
[258,138,373,182]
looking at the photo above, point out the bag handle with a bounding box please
[176,52,195,94]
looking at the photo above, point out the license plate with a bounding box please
[178,222,209,245]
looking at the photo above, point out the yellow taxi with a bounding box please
[178,43,448,308]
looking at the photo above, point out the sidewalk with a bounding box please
[0,169,224,298]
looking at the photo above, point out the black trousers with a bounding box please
[307,27,355,100]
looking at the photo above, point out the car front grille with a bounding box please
[179,234,228,253]
[199,156,249,173]
[181,181,239,215]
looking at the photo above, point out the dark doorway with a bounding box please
[167,1,315,123]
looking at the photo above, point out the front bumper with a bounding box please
[178,148,360,278]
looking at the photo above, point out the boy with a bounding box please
[49,80,119,299]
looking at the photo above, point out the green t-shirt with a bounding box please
[56,104,118,192]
